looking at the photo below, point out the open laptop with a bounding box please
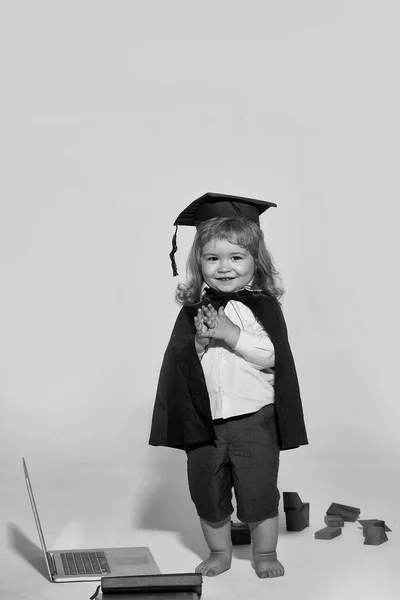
[22,457,161,583]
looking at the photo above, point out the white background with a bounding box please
[1,2,399,599]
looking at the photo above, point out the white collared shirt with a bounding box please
[199,298,275,420]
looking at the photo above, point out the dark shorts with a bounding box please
[185,403,280,523]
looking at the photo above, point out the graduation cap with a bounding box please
[169,192,277,276]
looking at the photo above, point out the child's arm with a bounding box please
[194,304,240,355]
[202,304,274,369]
[200,304,240,348]
[194,308,211,356]
[233,327,275,370]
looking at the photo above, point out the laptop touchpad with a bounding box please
[114,556,150,566]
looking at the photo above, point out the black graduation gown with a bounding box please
[148,292,308,451]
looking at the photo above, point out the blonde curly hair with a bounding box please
[175,216,284,305]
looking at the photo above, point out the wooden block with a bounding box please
[315,527,342,540]
[230,521,251,545]
[285,503,310,531]
[363,525,388,546]
[326,502,360,522]
[325,514,344,528]
[302,502,310,525]
[358,519,391,532]
[361,522,384,536]
[283,492,304,511]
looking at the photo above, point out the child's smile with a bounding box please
[200,238,255,293]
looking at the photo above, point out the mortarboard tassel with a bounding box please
[169,224,179,276]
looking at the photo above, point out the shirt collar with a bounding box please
[201,278,257,296]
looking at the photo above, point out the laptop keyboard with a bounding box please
[61,551,111,575]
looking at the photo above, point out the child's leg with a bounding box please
[195,516,233,576]
[249,515,284,578]
[228,404,283,578]
[185,432,233,577]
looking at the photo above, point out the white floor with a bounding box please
[1,453,398,600]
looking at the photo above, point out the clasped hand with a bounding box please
[194,303,240,349]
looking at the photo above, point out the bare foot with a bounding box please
[195,550,232,577]
[253,551,284,578]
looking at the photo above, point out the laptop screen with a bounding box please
[23,458,54,580]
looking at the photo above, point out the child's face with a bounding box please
[200,238,255,293]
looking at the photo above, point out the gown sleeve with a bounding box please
[148,305,216,449]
